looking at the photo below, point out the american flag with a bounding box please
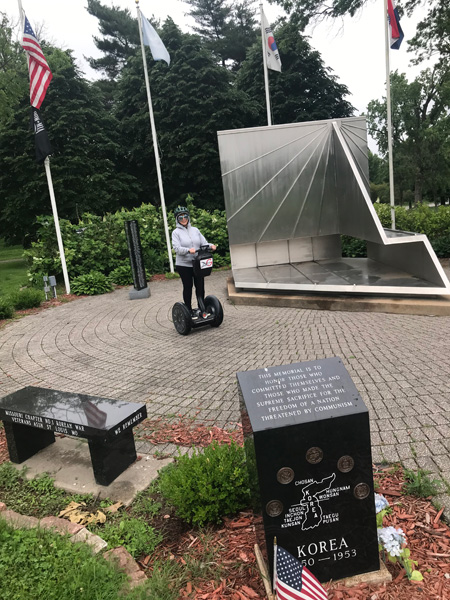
[21,15,53,109]
[275,546,328,600]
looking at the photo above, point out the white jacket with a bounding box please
[172,220,211,267]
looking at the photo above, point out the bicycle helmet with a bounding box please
[174,206,190,223]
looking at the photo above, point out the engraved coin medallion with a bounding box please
[266,500,284,517]
[353,483,370,499]
[337,455,355,473]
[306,447,323,464]
[277,467,294,484]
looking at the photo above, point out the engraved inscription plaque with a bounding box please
[238,357,379,583]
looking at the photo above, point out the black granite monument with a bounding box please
[125,220,150,299]
[237,357,379,583]
[0,387,147,486]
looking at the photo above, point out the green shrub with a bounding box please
[9,288,44,310]
[96,517,162,559]
[25,200,230,284]
[158,442,250,527]
[0,298,14,320]
[341,236,367,258]
[431,234,450,258]
[108,264,134,286]
[71,272,112,296]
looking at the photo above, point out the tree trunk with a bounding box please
[414,169,423,204]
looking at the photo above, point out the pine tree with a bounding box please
[236,19,353,125]
[0,46,139,243]
[185,0,258,69]
[115,19,259,210]
[86,0,139,79]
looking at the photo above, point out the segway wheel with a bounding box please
[204,295,223,328]
[172,302,192,335]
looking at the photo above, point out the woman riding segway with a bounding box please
[171,206,223,335]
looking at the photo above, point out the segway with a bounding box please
[172,245,224,335]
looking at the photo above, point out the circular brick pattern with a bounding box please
[0,271,449,512]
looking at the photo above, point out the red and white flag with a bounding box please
[275,546,328,600]
[21,14,53,108]
[261,8,281,72]
[387,0,404,50]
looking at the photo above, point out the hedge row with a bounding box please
[25,198,230,286]
[342,204,450,258]
[25,202,450,288]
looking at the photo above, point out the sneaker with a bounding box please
[190,309,198,318]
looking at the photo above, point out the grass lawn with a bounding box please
[0,260,29,298]
[0,241,24,261]
[0,240,28,299]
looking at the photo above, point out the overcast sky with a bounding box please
[4,0,433,145]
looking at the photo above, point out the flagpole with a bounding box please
[273,536,277,596]
[260,4,272,126]
[135,0,174,273]
[384,0,396,230]
[18,0,70,294]
[43,158,71,294]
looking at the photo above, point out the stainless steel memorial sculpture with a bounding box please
[217,117,450,296]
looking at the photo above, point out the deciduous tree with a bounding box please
[367,67,450,205]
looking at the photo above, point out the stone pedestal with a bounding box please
[237,357,379,583]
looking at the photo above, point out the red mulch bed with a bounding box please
[1,423,449,599]
[135,419,450,599]
[150,274,168,282]
[140,463,450,600]
[136,416,243,448]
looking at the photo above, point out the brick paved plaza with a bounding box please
[0,270,449,513]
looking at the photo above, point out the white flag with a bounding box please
[140,10,170,66]
[261,9,281,72]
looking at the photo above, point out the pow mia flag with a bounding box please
[30,107,52,164]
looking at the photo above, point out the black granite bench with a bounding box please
[0,387,147,486]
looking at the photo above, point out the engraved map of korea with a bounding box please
[281,474,337,530]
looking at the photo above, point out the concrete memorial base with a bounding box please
[333,560,392,587]
[11,437,172,505]
[129,286,150,300]
[228,278,450,316]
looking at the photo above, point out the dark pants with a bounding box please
[176,265,205,310]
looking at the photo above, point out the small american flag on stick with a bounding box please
[21,15,53,109]
[274,546,328,600]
